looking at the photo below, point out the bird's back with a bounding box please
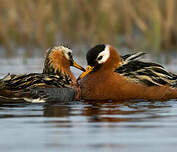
[0,73,73,101]
[116,58,177,89]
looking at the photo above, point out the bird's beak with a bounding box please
[72,61,85,72]
[78,65,94,80]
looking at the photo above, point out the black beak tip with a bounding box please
[77,76,82,81]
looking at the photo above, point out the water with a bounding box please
[0,57,177,152]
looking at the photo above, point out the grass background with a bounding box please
[0,0,176,56]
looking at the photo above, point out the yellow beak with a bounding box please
[78,65,94,80]
[72,61,85,72]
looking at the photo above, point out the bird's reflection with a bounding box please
[42,100,173,123]
[81,100,139,122]
[43,104,71,117]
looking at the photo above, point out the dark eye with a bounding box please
[97,56,103,61]
[68,52,72,56]
[68,52,72,58]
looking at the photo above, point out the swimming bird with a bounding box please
[78,44,177,101]
[0,46,85,102]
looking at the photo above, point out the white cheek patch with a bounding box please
[97,45,110,64]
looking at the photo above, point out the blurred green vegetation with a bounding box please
[0,0,176,56]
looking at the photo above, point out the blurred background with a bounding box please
[0,0,176,62]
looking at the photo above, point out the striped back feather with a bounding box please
[116,53,177,88]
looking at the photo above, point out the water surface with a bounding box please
[0,58,177,152]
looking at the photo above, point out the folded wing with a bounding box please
[116,53,177,88]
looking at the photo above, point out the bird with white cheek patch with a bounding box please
[78,44,177,101]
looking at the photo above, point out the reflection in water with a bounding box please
[43,104,73,128]
[44,104,71,117]
[41,100,173,123]
[0,99,177,152]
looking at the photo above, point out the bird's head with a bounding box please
[78,44,121,80]
[43,46,85,76]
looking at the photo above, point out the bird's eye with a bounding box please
[68,52,73,58]
[68,52,72,56]
[97,56,103,61]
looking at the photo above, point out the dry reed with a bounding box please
[0,0,176,56]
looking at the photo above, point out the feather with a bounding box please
[121,52,146,63]
[116,56,177,88]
